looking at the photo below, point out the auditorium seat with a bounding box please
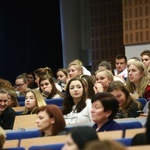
[119,121,143,137]
[6,129,41,140]
[137,98,147,109]
[28,143,64,150]
[120,121,143,130]
[45,98,63,107]
[17,96,25,102]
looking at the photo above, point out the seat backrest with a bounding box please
[13,114,37,130]
[20,135,67,150]
[137,98,147,109]
[45,98,63,107]
[17,96,25,102]
[18,101,25,106]
[6,129,41,140]
[119,121,143,130]
[28,143,64,150]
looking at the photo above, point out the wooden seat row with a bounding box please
[4,128,146,149]
[4,131,121,149]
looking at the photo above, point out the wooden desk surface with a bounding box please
[125,128,145,138]
[128,145,150,150]
[20,135,67,150]
[97,130,123,140]
[12,106,25,112]
[3,140,19,148]
[13,114,37,130]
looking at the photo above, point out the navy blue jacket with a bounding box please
[93,120,124,132]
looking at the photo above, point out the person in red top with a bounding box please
[126,61,150,101]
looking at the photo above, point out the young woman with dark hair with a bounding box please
[62,77,92,124]
[107,81,141,118]
[39,75,64,99]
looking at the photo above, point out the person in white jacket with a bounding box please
[62,77,92,124]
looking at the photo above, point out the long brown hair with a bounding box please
[39,75,64,99]
[107,81,141,110]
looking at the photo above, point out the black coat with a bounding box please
[0,107,16,129]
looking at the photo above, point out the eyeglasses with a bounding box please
[15,83,25,87]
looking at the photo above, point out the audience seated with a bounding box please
[34,67,62,92]
[98,60,125,83]
[15,74,30,96]
[127,56,141,68]
[0,78,14,90]
[0,89,16,129]
[140,49,150,68]
[80,74,95,100]
[62,77,92,124]
[39,75,64,99]
[33,67,53,87]
[114,54,128,81]
[26,72,38,89]
[7,90,20,107]
[94,69,114,93]
[62,126,98,150]
[22,89,46,115]
[91,92,124,132]
[36,105,66,136]
[107,81,141,118]
[131,111,150,146]
[56,68,68,92]
[67,59,83,83]
[126,61,150,101]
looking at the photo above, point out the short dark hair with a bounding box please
[115,54,127,63]
[15,74,28,83]
[140,50,150,57]
[98,61,112,70]
[70,126,99,149]
[92,92,119,119]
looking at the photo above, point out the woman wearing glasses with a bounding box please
[15,74,29,96]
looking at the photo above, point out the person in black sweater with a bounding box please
[131,111,150,145]
[0,89,16,130]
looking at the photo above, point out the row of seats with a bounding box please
[3,143,150,150]
[7,121,143,141]
[4,129,147,150]
[4,143,150,150]
[17,97,63,107]
[17,96,147,109]
[13,98,64,115]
